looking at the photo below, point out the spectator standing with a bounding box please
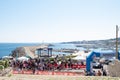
[92,71,96,76]
[102,69,107,76]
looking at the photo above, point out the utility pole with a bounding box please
[116,25,119,59]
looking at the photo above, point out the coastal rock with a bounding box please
[11,45,48,58]
[12,47,26,57]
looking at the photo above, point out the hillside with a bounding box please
[62,38,120,50]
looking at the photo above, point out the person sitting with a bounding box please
[97,70,102,76]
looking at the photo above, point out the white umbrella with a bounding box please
[17,56,29,61]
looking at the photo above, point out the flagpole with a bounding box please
[116,25,119,59]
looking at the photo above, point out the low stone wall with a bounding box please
[107,59,120,77]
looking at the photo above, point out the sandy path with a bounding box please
[0,74,120,80]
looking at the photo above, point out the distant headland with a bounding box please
[10,37,119,58]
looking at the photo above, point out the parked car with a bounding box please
[92,61,102,69]
[103,59,112,65]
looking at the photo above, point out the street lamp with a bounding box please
[116,25,119,59]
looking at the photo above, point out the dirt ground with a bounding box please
[0,74,120,80]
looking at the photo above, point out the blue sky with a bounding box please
[0,0,120,43]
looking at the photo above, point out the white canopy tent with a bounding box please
[17,56,29,61]
[2,56,13,59]
[72,51,85,56]
[72,51,91,57]
[72,56,86,61]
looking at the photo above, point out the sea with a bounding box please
[0,43,86,58]
[0,43,40,58]
[0,43,113,58]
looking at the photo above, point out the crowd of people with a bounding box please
[10,58,85,74]
[85,62,107,76]
[85,69,107,76]
[9,56,108,76]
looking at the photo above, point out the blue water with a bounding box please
[48,43,86,56]
[49,43,86,50]
[0,43,86,58]
[0,43,39,58]
[0,43,111,58]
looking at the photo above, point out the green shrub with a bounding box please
[49,58,54,61]
[65,55,77,59]
[0,60,10,68]
[0,60,5,66]
[4,59,9,68]
[0,65,4,70]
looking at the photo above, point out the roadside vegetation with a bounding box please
[0,59,10,70]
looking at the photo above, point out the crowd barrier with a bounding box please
[71,65,86,69]
[13,70,84,76]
